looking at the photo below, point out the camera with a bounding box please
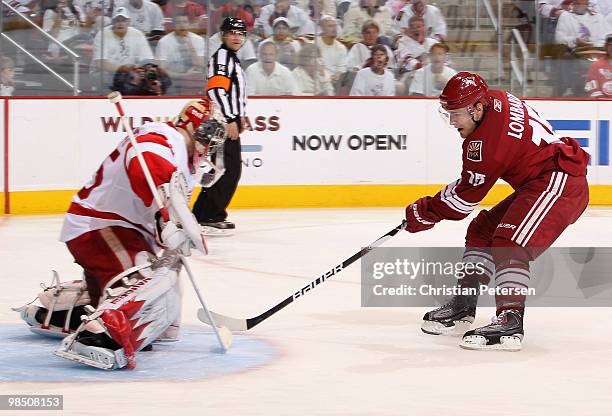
[146,70,158,81]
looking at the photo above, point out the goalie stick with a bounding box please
[107,92,231,352]
[197,221,407,331]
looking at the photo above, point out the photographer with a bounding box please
[111,62,172,95]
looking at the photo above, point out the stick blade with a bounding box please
[197,308,248,331]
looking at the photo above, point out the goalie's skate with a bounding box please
[13,271,91,338]
[460,309,524,351]
[55,332,128,370]
[421,293,477,336]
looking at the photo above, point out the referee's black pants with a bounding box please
[192,137,242,223]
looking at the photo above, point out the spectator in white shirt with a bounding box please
[92,7,154,87]
[350,44,395,95]
[395,15,437,75]
[555,0,610,48]
[292,43,335,95]
[554,0,611,95]
[255,0,312,37]
[315,14,348,89]
[155,13,205,94]
[343,0,396,43]
[346,20,395,72]
[119,0,165,40]
[42,0,81,57]
[246,41,298,95]
[268,16,302,69]
[395,0,447,41]
[408,42,456,96]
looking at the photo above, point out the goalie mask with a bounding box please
[175,98,227,163]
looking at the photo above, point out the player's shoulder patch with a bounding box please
[493,98,502,112]
[466,140,483,162]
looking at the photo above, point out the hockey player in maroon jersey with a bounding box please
[405,72,590,351]
[16,99,227,369]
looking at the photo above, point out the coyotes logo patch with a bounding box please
[466,140,482,162]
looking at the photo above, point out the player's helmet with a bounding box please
[440,71,489,111]
[176,98,213,133]
[220,17,247,35]
[176,98,227,154]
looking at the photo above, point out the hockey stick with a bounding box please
[197,221,407,331]
[180,255,232,352]
[107,92,231,351]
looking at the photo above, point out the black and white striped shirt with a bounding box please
[206,44,248,124]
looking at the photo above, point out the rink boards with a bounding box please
[1,96,611,214]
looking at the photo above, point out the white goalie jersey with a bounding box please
[60,122,195,249]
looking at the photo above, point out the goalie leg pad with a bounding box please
[55,253,183,370]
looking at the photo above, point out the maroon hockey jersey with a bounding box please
[424,90,590,222]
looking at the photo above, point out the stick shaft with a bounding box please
[109,93,165,212]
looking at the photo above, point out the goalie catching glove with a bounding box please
[156,171,208,255]
[156,215,192,255]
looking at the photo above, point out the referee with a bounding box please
[193,17,250,234]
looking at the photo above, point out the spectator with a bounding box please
[78,0,111,36]
[255,0,312,37]
[246,41,298,95]
[350,44,395,95]
[111,62,172,95]
[315,14,348,88]
[408,42,456,96]
[395,0,447,41]
[211,0,255,33]
[555,0,610,95]
[342,0,396,43]
[584,32,612,96]
[42,0,81,58]
[91,7,154,87]
[539,0,572,18]
[346,20,395,72]
[161,0,206,31]
[301,0,327,35]
[395,14,437,75]
[0,57,16,96]
[294,0,335,20]
[555,0,609,48]
[292,43,335,95]
[269,16,302,69]
[118,0,165,40]
[156,13,205,94]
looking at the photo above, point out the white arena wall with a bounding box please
[1,96,611,214]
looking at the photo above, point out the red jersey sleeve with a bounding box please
[422,138,508,221]
[125,133,178,207]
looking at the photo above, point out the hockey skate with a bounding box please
[459,309,524,351]
[421,292,478,336]
[13,271,91,338]
[199,220,235,236]
[55,329,129,370]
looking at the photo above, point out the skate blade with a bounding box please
[54,345,128,370]
[200,226,234,236]
[54,349,116,370]
[421,319,473,336]
[459,335,523,351]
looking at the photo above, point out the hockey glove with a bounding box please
[405,197,437,233]
[160,221,192,255]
